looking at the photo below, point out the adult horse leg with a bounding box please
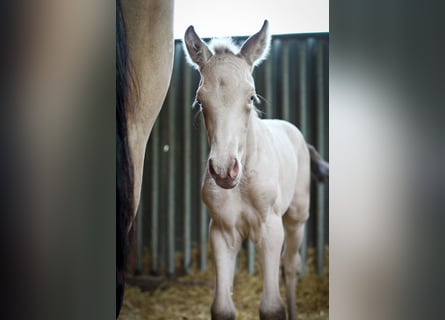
[209,220,241,320]
[258,214,286,320]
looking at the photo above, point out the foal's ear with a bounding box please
[239,20,270,68]
[184,26,213,70]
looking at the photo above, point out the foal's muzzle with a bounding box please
[208,157,240,189]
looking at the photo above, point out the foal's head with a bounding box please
[184,20,270,189]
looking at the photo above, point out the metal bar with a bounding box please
[150,121,160,273]
[281,40,290,121]
[167,52,178,275]
[316,41,327,275]
[298,40,309,277]
[183,59,192,274]
[247,239,255,274]
[299,40,309,134]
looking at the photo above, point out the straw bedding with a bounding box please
[120,247,328,319]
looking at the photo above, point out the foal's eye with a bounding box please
[249,95,257,104]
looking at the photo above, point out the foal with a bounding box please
[184,20,327,320]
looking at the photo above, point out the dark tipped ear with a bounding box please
[239,20,270,68]
[183,26,213,70]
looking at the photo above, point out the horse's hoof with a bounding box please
[211,305,236,320]
[211,310,236,320]
[259,306,286,320]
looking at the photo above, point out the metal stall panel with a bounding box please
[140,33,329,276]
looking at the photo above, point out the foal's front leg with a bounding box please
[259,214,286,320]
[209,220,241,320]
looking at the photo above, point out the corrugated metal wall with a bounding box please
[136,33,329,277]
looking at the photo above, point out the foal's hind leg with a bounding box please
[282,196,309,320]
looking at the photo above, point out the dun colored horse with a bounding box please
[116,0,174,317]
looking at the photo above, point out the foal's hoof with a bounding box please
[211,306,236,320]
[211,311,236,320]
[259,307,286,320]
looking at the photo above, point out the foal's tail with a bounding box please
[307,144,329,183]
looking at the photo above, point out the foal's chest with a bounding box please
[202,174,281,234]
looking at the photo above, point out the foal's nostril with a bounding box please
[228,158,239,180]
[208,158,217,177]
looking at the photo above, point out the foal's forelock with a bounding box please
[208,38,240,55]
